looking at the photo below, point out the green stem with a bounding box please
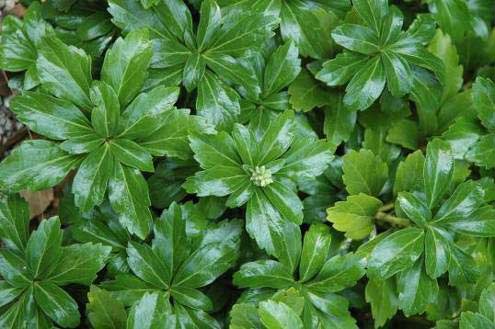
[375,211,410,227]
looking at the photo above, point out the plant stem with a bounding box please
[375,211,410,227]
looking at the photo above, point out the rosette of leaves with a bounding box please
[0,29,201,239]
[316,0,444,111]
[0,194,111,328]
[0,3,54,90]
[100,202,242,327]
[233,224,364,328]
[364,140,495,317]
[459,283,495,329]
[220,0,351,59]
[108,0,278,129]
[184,110,332,256]
[464,77,495,169]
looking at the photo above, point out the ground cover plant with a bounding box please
[0,0,495,328]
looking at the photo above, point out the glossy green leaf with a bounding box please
[299,224,332,282]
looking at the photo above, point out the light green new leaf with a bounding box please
[342,149,388,196]
[327,193,382,240]
[466,134,495,169]
[459,312,494,329]
[394,150,425,195]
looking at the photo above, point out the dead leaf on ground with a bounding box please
[20,189,54,219]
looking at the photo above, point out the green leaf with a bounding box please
[36,36,92,109]
[0,249,31,287]
[424,139,454,210]
[342,149,388,196]
[90,81,120,138]
[119,86,180,140]
[397,192,431,227]
[189,131,240,169]
[184,165,248,197]
[108,163,153,239]
[230,303,263,329]
[443,206,495,237]
[33,282,80,328]
[394,150,425,195]
[434,180,484,222]
[263,181,303,225]
[263,41,301,97]
[472,77,495,131]
[323,100,357,150]
[368,227,425,279]
[173,227,240,288]
[397,258,439,316]
[87,286,127,329]
[316,51,368,87]
[424,227,450,279]
[428,30,463,102]
[109,139,154,172]
[288,69,329,112]
[0,16,37,72]
[46,243,111,286]
[466,134,495,169]
[0,194,29,252]
[233,260,294,289]
[428,0,472,42]
[127,241,169,289]
[152,202,189,284]
[327,193,382,240]
[365,278,398,328]
[279,138,333,178]
[279,1,334,59]
[381,50,413,97]
[257,110,294,164]
[207,11,278,57]
[299,224,332,282]
[196,0,222,51]
[72,144,114,211]
[479,283,495,322]
[307,254,365,293]
[183,52,206,92]
[10,91,92,140]
[26,217,62,279]
[459,312,494,329]
[353,0,388,32]
[0,140,81,192]
[101,29,152,107]
[196,71,241,129]
[332,24,380,55]
[127,292,175,329]
[259,300,303,329]
[386,119,418,150]
[171,286,213,311]
[448,244,479,285]
[343,56,385,111]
